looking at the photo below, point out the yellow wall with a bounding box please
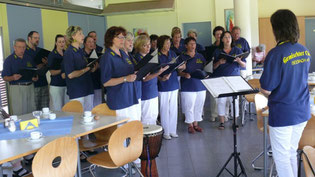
[0,3,10,58]
[214,0,233,28]
[258,0,315,17]
[41,9,68,50]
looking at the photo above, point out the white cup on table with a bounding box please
[49,113,56,120]
[42,107,50,114]
[10,115,18,122]
[84,111,92,117]
[30,131,43,140]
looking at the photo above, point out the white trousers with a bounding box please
[70,94,94,111]
[135,99,142,122]
[269,121,307,177]
[181,91,206,124]
[159,90,178,135]
[141,97,158,125]
[116,103,140,122]
[49,86,69,111]
[217,96,239,117]
[93,89,102,107]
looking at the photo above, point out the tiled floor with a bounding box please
[81,93,305,177]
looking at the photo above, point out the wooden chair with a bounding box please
[61,100,83,113]
[32,137,78,177]
[244,79,261,114]
[302,146,315,177]
[79,103,117,151]
[87,121,144,177]
[298,114,315,176]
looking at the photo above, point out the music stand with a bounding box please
[201,76,259,177]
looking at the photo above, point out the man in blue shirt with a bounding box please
[88,31,103,54]
[2,38,38,115]
[232,26,250,71]
[25,31,49,111]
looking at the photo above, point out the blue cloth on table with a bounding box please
[0,116,74,140]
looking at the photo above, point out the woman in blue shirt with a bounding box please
[260,10,311,177]
[64,26,95,111]
[178,37,206,134]
[133,34,168,125]
[213,31,245,129]
[48,34,68,111]
[83,36,102,107]
[158,35,180,140]
[100,26,139,121]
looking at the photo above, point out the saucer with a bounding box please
[27,136,44,142]
[80,120,95,125]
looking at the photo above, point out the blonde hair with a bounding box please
[66,26,82,45]
[134,35,150,53]
[171,27,181,37]
[126,32,134,41]
[187,29,197,37]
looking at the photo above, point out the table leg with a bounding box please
[76,139,82,177]
[263,116,268,177]
[0,164,3,177]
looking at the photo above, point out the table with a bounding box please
[0,111,129,177]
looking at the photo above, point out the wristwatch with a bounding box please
[123,77,127,82]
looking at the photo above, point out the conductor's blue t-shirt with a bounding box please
[260,42,311,127]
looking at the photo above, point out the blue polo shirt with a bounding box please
[158,50,179,92]
[47,49,66,87]
[212,47,244,77]
[171,39,186,56]
[260,42,311,127]
[100,48,138,110]
[64,45,94,99]
[2,53,36,84]
[96,45,103,54]
[234,37,250,70]
[128,52,142,100]
[25,46,48,87]
[134,53,158,101]
[83,49,102,90]
[178,52,206,92]
[196,43,205,53]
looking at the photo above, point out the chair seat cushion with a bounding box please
[79,139,109,151]
[87,151,118,169]
[245,94,256,102]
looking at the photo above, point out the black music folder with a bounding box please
[19,67,38,81]
[86,50,101,68]
[190,69,210,79]
[218,51,250,63]
[34,49,50,64]
[160,60,186,77]
[49,58,62,70]
[134,49,158,71]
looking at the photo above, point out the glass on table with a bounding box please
[32,111,42,124]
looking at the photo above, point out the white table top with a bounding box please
[0,111,128,164]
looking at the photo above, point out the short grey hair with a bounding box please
[126,32,134,41]
[14,38,26,46]
[187,29,197,37]
[258,44,266,51]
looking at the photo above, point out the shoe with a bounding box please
[188,126,195,134]
[267,150,273,157]
[194,125,203,132]
[163,135,171,140]
[224,116,229,122]
[210,117,216,122]
[170,133,179,138]
[218,123,225,130]
[13,168,31,177]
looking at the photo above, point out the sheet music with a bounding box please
[204,60,213,73]
[224,76,252,92]
[201,78,234,98]
[89,49,98,59]
[169,55,180,64]
[149,54,159,64]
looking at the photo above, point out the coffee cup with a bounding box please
[42,107,50,114]
[83,116,93,123]
[30,131,43,140]
[49,113,56,120]
[10,115,18,122]
[84,111,92,118]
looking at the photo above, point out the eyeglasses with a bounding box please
[115,36,126,40]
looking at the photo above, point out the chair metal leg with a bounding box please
[89,164,97,177]
[269,159,276,177]
[252,145,272,170]
[298,150,302,177]
[132,162,144,177]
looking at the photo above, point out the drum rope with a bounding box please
[146,143,152,177]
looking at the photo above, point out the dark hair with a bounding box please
[53,34,65,50]
[157,35,171,50]
[270,9,299,43]
[219,31,235,49]
[104,26,127,49]
[231,26,241,32]
[88,31,96,36]
[184,37,196,45]
[84,36,93,44]
[27,31,39,39]
[14,38,26,46]
[150,34,158,42]
[213,26,225,36]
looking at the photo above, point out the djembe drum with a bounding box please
[139,125,163,177]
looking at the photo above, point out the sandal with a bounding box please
[194,125,203,132]
[218,123,225,130]
[188,126,195,134]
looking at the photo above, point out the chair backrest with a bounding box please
[254,93,268,132]
[108,121,143,166]
[248,79,261,89]
[92,103,116,116]
[91,103,117,140]
[299,115,315,149]
[32,137,78,177]
[62,100,83,113]
[302,146,315,177]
